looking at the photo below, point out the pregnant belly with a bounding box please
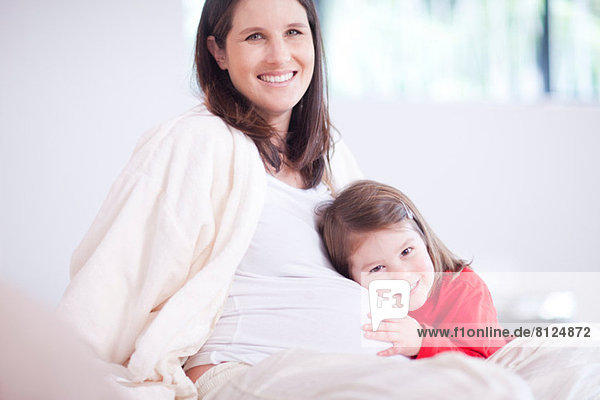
[201,275,387,364]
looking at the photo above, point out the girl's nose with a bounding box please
[386,267,418,281]
[265,37,291,64]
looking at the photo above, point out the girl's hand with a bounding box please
[362,316,423,357]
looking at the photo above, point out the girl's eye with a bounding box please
[369,265,385,273]
[401,247,413,257]
[245,33,263,41]
[287,29,302,36]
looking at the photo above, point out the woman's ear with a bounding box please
[207,36,228,70]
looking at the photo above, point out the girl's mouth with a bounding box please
[410,280,419,294]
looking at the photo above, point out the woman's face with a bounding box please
[349,220,435,311]
[209,0,315,129]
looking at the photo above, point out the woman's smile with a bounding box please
[257,71,297,85]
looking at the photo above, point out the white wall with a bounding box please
[1,2,599,321]
[331,100,600,275]
[0,0,197,304]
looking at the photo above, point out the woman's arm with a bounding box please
[56,107,266,391]
[58,120,206,364]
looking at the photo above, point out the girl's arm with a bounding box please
[414,271,506,359]
[365,269,505,359]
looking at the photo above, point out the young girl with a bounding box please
[318,180,507,359]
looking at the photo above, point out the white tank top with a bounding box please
[185,174,386,369]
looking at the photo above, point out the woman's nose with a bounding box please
[265,37,291,64]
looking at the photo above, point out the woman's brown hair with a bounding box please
[318,180,469,286]
[195,0,331,189]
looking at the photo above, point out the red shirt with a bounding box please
[409,266,507,359]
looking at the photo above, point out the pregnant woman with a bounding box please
[57,0,540,399]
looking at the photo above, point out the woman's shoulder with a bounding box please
[125,103,258,176]
[137,103,243,151]
[174,103,235,134]
[326,131,364,192]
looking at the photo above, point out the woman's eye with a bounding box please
[287,29,302,36]
[369,265,385,273]
[401,247,413,256]
[246,33,263,41]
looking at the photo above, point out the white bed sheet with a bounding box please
[199,324,600,400]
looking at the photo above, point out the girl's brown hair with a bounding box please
[195,0,331,189]
[318,180,469,285]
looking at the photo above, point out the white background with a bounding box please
[1,1,599,321]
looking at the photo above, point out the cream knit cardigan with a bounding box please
[57,105,362,399]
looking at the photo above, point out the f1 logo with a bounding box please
[368,279,410,331]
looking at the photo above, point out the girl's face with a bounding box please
[208,0,315,130]
[349,220,435,311]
